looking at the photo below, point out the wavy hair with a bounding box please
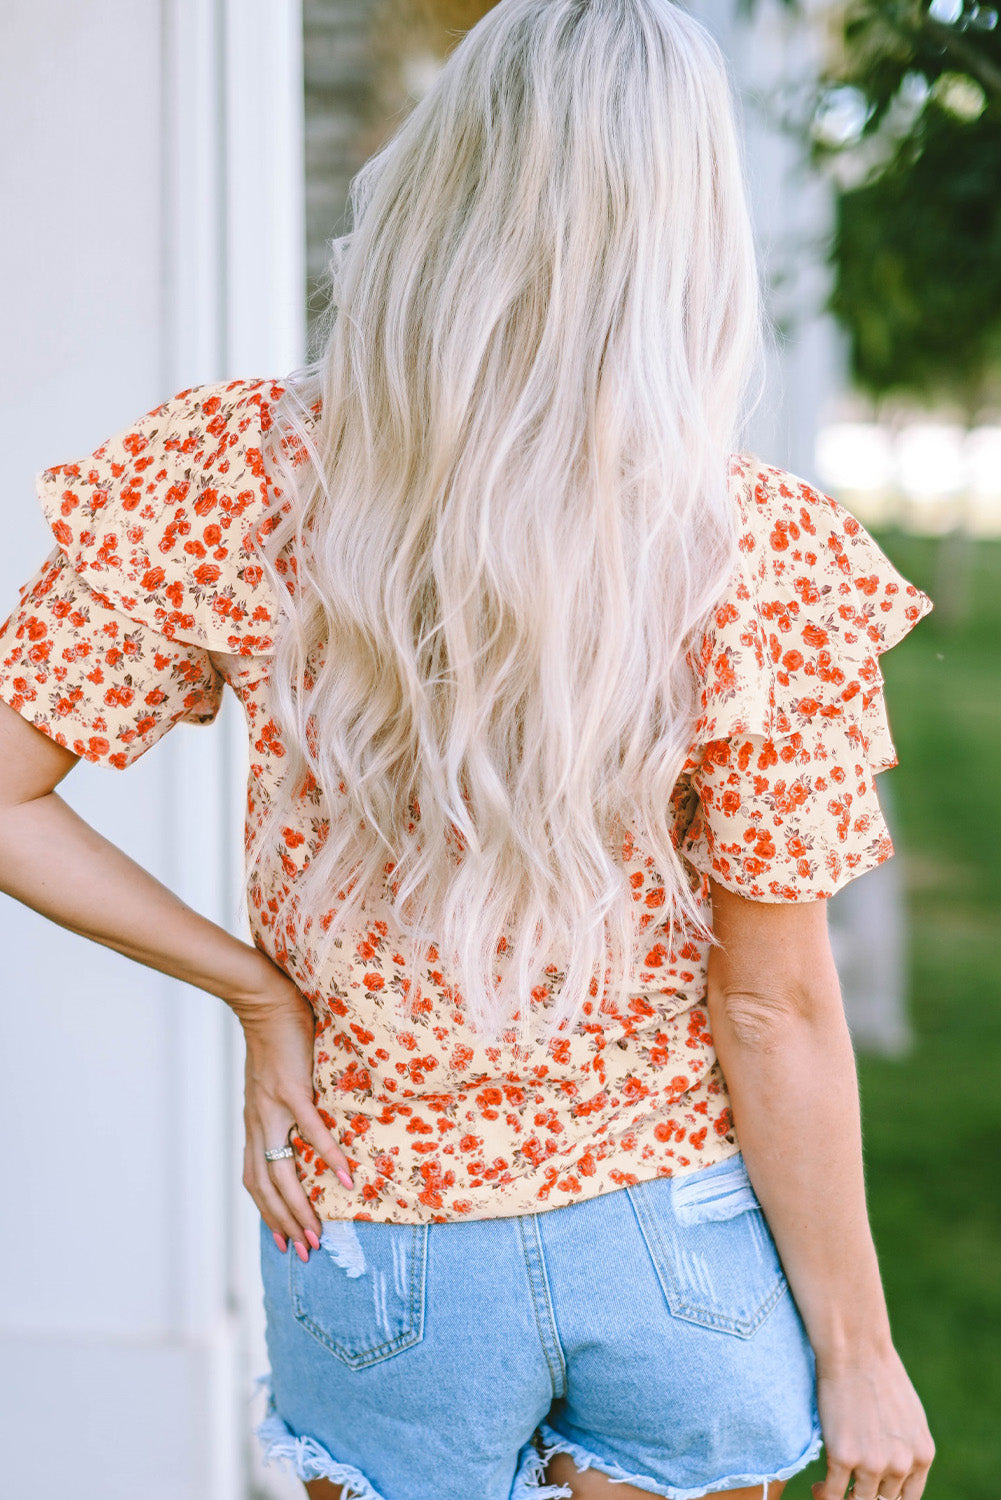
[247,0,768,1049]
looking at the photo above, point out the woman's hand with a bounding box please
[237,982,355,1260]
[811,1346,935,1500]
[0,704,354,1259]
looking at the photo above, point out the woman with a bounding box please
[0,2,935,1499]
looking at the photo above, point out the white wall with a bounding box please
[0,3,305,1497]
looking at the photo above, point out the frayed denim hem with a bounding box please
[510,1432,574,1499]
[255,1376,389,1500]
[534,1419,825,1500]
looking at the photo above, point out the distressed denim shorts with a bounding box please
[256,1151,823,1500]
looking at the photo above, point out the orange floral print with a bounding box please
[0,379,932,1223]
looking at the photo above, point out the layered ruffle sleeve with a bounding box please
[0,377,283,768]
[679,453,933,901]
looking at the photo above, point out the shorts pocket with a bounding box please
[625,1154,788,1338]
[289,1219,429,1369]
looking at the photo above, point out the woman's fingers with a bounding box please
[243,1148,302,1246]
[813,1450,932,1500]
[266,1155,325,1246]
[247,1109,324,1251]
[246,1098,354,1253]
[872,1453,914,1500]
[294,1098,355,1186]
[847,1463,895,1500]
[901,1455,934,1500]
[899,1438,935,1500]
[813,1457,853,1500]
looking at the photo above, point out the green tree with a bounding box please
[744,0,1001,420]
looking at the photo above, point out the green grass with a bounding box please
[786,534,1001,1500]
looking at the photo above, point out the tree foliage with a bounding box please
[744,0,1001,416]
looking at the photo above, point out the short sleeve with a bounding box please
[0,546,225,768]
[678,454,933,901]
[680,727,895,900]
[0,376,285,767]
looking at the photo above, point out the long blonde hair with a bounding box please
[249,0,767,1048]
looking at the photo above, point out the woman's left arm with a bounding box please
[0,699,352,1251]
[706,878,935,1500]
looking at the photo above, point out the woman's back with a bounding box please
[3,374,930,1221]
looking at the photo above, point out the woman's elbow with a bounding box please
[707,971,844,1051]
[705,884,844,1048]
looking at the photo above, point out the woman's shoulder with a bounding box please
[693,449,934,747]
[729,447,886,567]
[725,447,930,642]
[34,376,287,655]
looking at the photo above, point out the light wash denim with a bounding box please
[256,1151,823,1500]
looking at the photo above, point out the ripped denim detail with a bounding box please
[508,1431,574,1500]
[255,1375,388,1500]
[670,1154,760,1224]
[533,1418,825,1500]
[290,1220,428,1368]
[321,1219,367,1276]
[255,1381,578,1500]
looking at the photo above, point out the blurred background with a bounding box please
[0,1,998,1496]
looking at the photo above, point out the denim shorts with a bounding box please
[256,1151,823,1500]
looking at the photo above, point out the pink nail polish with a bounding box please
[294,1241,309,1263]
[305,1229,321,1251]
[273,1232,287,1253]
[336,1167,354,1189]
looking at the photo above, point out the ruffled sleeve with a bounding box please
[679,452,933,901]
[0,377,284,768]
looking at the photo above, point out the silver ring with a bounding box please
[264,1144,295,1162]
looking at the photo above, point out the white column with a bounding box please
[0,2,304,1496]
[161,2,306,1496]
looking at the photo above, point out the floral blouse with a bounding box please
[0,378,933,1223]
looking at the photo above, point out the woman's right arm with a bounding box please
[0,700,353,1252]
[705,879,935,1500]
